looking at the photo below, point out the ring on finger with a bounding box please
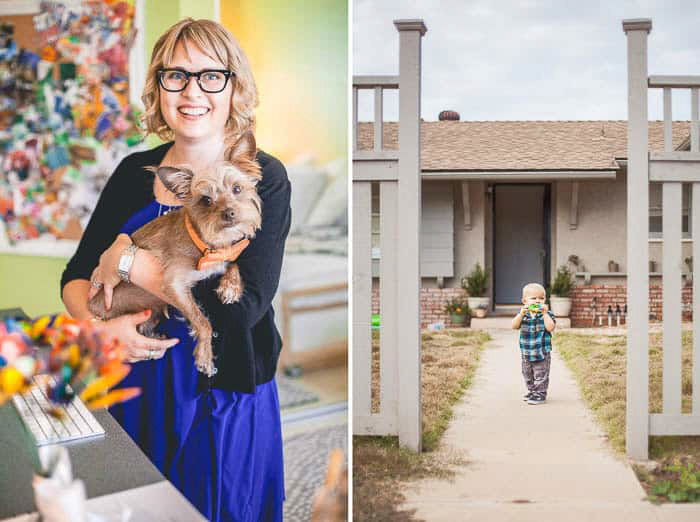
[91,280,103,289]
[148,348,156,360]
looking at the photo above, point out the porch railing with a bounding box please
[624,18,700,459]
[352,19,426,451]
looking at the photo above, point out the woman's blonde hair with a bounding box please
[141,18,258,148]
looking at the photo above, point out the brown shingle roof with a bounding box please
[357,121,690,171]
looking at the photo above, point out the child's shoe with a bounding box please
[522,392,534,402]
[527,393,546,405]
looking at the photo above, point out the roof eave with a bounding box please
[421,170,619,181]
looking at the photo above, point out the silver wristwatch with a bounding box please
[117,243,139,283]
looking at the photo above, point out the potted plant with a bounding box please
[473,304,488,318]
[550,265,574,317]
[462,262,490,314]
[443,298,470,326]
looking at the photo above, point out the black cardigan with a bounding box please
[60,142,291,393]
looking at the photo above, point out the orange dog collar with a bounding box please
[184,214,249,270]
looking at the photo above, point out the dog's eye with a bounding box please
[233,184,241,195]
[200,196,212,206]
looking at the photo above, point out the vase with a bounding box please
[550,296,572,317]
[450,313,467,326]
[467,297,490,315]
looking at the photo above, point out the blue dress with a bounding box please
[108,201,285,522]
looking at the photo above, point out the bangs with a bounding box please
[161,24,232,70]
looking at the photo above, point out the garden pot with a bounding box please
[550,296,572,317]
[467,297,490,314]
[474,308,487,318]
[450,313,468,326]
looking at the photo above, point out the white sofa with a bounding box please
[274,157,348,372]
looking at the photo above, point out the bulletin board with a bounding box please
[0,1,144,256]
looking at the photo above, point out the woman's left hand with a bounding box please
[88,233,133,310]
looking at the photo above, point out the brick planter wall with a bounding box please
[372,287,470,328]
[420,288,470,328]
[570,284,693,327]
[372,283,694,330]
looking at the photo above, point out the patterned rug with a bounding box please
[283,423,347,522]
[277,377,319,410]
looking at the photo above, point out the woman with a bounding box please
[61,18,290,521]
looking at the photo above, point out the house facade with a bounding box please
[360,118,693,327]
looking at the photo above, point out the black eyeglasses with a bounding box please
[157,69,235,93]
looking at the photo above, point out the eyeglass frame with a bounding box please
[157,68,236,93]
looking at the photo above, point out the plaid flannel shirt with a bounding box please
[519,310,556,361]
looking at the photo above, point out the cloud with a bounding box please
[354,0,700,121]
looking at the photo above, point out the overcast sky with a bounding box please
[353,0,700,121]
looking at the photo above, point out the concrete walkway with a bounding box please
[401,329,700,521]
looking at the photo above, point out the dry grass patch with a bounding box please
[556,330,700,503]
[354,328,490,521]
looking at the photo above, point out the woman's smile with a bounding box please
[177,104,211,119]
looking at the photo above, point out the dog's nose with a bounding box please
[223,209,236,221]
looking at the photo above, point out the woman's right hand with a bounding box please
[96,310,179,362]
[87,233,133,311]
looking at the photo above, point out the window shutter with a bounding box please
[421,182,454,277]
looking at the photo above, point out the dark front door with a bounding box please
[493,184,550,304]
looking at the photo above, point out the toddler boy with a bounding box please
[511,283,556,405]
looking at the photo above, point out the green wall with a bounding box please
[0,255,68,317]
[144,0,217,68]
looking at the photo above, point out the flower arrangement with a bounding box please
[0,313,140,413]
[443,298,470,316]
[0,313,141,516]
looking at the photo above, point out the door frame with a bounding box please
[491,183,552,306]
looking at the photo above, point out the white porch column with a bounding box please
[395,19,427,452]
[623,18,651,460]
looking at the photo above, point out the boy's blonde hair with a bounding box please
[141,18,258,145]
[522,283,546,298]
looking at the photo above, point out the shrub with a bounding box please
[551,265,574,297]
[461,263,490,297]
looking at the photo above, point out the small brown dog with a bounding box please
[88,159,262,376]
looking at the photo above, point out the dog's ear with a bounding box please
[154,166,194,200]
[225,130,261,179]
[226,130,257,163]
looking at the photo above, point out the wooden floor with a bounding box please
[291,363,348,405]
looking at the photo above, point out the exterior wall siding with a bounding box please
[554,173,628,274]
[569,284,693,327]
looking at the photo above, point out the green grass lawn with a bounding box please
[556,330,700,503]
[353,328,490,521]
